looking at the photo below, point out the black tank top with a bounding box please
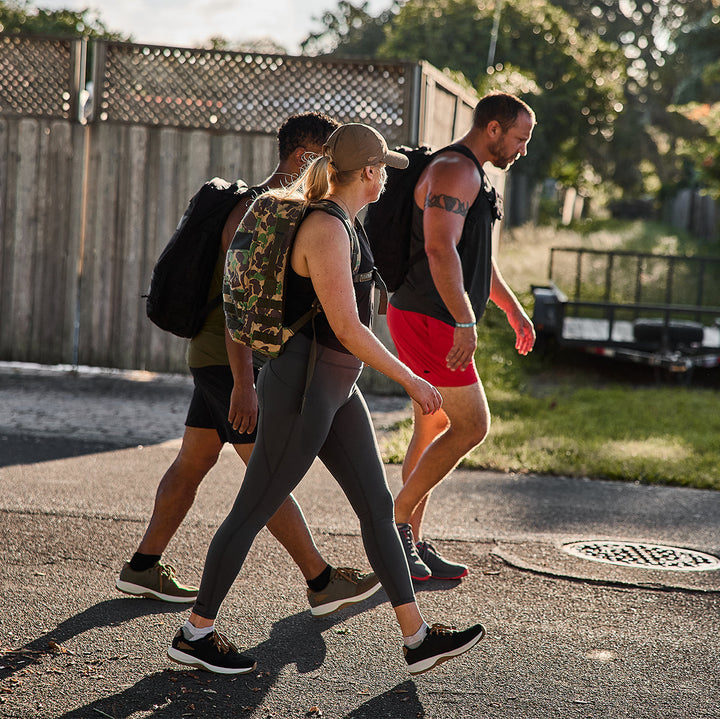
[285,204,374,354]
[390,144,502,325]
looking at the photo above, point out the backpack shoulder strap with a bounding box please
[438,143,485,174]
[436,144,503,221]
[205,182,261,306]
[243,184,267,202]
[319,203,389,315]
[308,199,362,276]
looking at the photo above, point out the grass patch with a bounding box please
[483,383,720,489]
[379,220,720,491]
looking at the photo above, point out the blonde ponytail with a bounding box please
[265,154,359,205]
[302,156,332,203]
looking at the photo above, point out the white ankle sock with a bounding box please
[403,621,429,649]
[182,620,214,641]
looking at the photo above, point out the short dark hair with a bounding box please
[473,92,535,132]
[277,112,340,160]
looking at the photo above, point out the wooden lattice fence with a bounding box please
[1,34,480,380]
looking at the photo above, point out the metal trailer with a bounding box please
[531,248,720,375]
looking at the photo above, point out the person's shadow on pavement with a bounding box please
[345,680,424,718]
[51,588,415,718]
[0,597,181,683]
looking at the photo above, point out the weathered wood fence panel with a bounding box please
[665,188,718,242]
[0,116,85,364]
[75,124,277,373]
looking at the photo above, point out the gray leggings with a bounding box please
[193,333,416,620]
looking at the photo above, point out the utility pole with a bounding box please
[487,0,504,71]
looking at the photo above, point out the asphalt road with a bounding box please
[1,364,719,719]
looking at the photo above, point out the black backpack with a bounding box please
[363,146,436,292]
[145,177,254,338]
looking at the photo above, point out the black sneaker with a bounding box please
[404,623,485,675]
[396,523,431,580]
[167,627,256,675]
[416,539,469,580]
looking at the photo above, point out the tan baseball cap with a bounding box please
[323,123,409,171]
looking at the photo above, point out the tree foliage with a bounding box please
[0,0,126,39]
[668,9,720,193]
[552,0,718,195]
[302,1,398,57]
[671,9,720,104]
[381,0,626,188]
[671,103,720,192]
[302,0,720,199]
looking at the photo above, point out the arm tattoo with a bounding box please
[425,193,470,217]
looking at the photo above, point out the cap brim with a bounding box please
[384,150,409,169]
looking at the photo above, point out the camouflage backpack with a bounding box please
[223,194,363,358]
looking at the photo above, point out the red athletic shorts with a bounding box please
[387,305,480,388]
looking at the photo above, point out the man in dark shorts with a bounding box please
[116,113,380,616]
[387,92,537,580]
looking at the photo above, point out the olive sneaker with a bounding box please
[404,623,486,675]
[116,561,198,603]
[307,567,381,616]
[416,539,469,580]
[396,523,431,580]
[167,627,256,674]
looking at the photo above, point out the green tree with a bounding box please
[302,0,398,57]
[298,0,720,203]
[552,0,716,195]
[668,103,720,195]
[204,34,287,53]
[0,0,125,39]
[380,0,492,80]
[671,9,720,104]
[379,0,625,189]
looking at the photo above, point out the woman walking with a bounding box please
[167,123,485,676]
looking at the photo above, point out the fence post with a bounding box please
[561,187,577,225]
[69,38,86,122]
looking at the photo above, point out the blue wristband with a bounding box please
[455,321,475,328]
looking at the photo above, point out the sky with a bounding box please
[33,0,393,54]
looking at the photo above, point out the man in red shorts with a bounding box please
[387,92,537,580]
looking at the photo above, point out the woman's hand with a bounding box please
[404,375,443,415]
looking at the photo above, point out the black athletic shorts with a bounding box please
[186,365,259,445]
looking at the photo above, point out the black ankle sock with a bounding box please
[129,552,162,572]
[307,564,332,592]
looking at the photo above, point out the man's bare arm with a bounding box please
[221,195,255,254]
[425,193,470,216]
[419,158,480,370]
[489,259,536,356]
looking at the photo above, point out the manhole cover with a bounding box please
[561,541,720,572]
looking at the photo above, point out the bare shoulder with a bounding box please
[302,206,347,236]
[427,151,480,187]
[417,150,481,204]
[295,208,350,257]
